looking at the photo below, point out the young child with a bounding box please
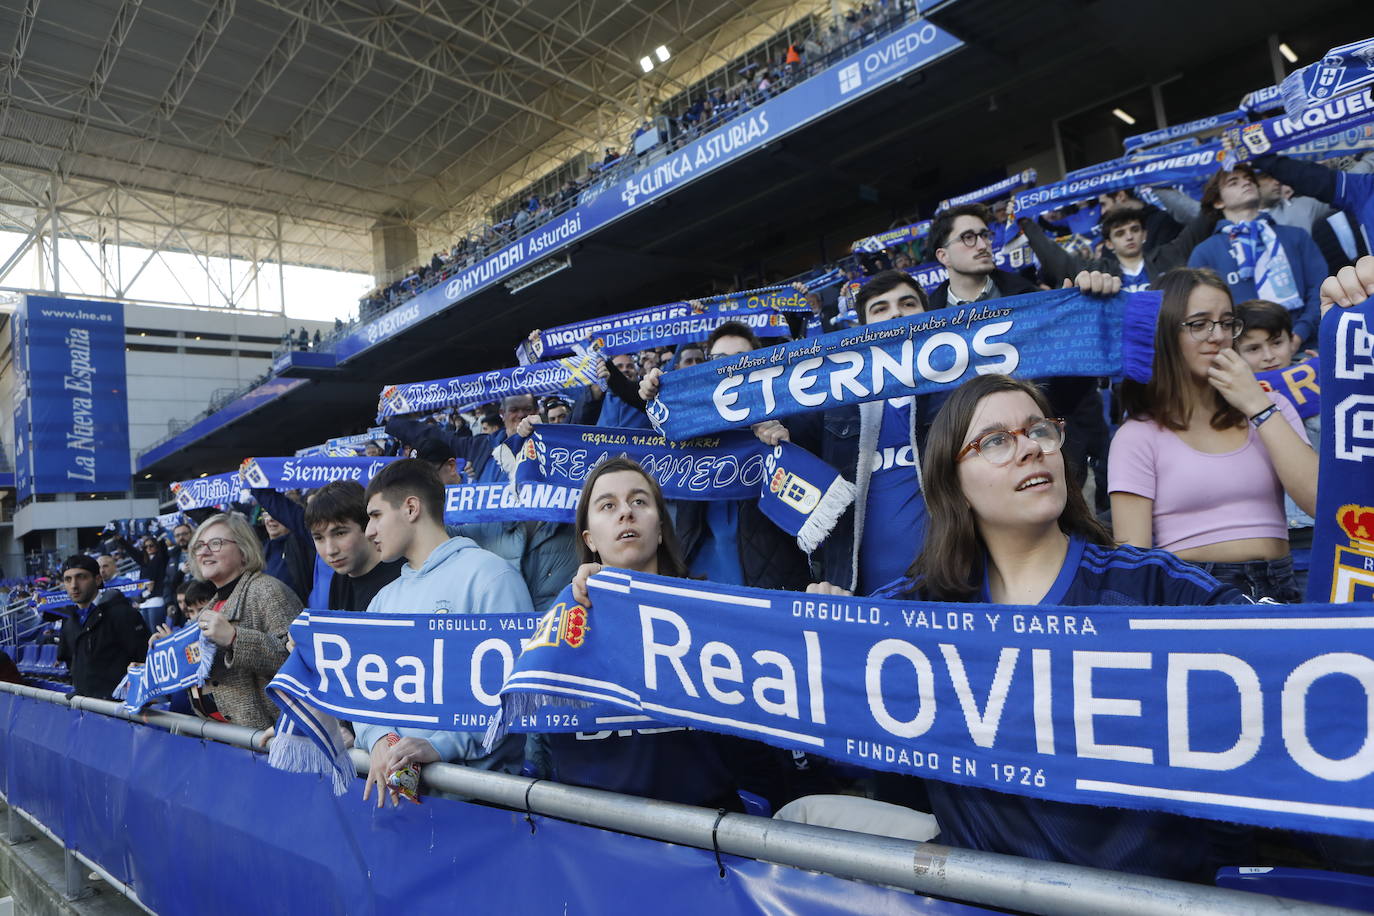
[1233,299,1318,591]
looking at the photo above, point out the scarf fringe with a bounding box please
[268,729,353,797]
[483,691,594,751]
[1121,292,1161,384]
[795,475,856,554]
[112,667,136,701]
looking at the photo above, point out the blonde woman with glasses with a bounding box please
[181,512,301,728]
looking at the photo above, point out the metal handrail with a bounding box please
[0,681,1357,916]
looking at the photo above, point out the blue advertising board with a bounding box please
[16,296,130,494]
[332,19,965,363]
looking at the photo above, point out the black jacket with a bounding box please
[1018,209,1215,288]
[57,589,149,699]
[926,267,1038,312]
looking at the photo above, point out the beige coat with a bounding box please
[199,570,300,729]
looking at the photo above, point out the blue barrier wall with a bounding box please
[0,692,996,916]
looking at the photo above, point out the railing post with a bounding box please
[63,847,95,901]
[4,804,33,845]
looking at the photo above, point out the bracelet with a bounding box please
[1249,405,1278,428]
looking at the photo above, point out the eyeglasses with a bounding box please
[191,537,237,555]
[1180,317,1243,341]
[951,228,993,248]
[957,418,1066,466]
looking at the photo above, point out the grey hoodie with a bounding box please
[355,536,533,769]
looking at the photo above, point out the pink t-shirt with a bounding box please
[1107,392,1309,553]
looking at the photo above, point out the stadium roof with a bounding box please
[0,0,826,271]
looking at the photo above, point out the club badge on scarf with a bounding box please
[1220,217,1301,309]
[647,288,1162,440]
[760,442,856,553]
[376,348,602,421]
[1226,86,1374,164]
[443,481,581,526]
[113,623,217,713]
[240,456,399,490]
[1307,293,1374,603]
[493,568,1374,840]
[1256,358,1321,420]
[1280,37,1374,120]
[265,605,661,794]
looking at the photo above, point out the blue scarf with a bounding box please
[1240,84,1284,116]
[240,456,400,490]
[1218,216,1301,309]
[1307,294,1374,602]
[1256,358,1320,420]
[513,424,766,501]
[156,511,185,532]
[525,286,813,363]
[113,623,217,713]
[1280,38,1374,120]
[936,169,1037,212]
[266,606,652,794]
[376,348,602,421]
[1121,110,1244,153]
[172,471,247,510]
[598,308,791,355]
[851,220,931,254]
[760,442,856,553]
[1226,86,1374,164]
[493,568,1374,840]
[1011,145,1223,222]
[647,288,1161,440]
[443,481,580,525]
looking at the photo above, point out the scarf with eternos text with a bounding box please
[1307,293,1374,603]
[492,567,1374,840]
[112,623,217,713]
[240,456,400,490]
[510,424,855,550]
[646,288,1161,440]
[266,602,664,794]
[1256,357,1320,420]
[1219,216,1301,309]
[376,347,602,422]
[1280,37,1374,120]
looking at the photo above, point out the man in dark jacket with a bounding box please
[1018,204,1214,292]
[56,554,149,699]
[1097,189,1182,255]
[929,204,1117,512]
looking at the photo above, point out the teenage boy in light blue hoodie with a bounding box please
[356,458,534,807]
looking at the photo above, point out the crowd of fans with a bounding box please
[5,16,1374,901]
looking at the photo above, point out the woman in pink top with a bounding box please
[1108,267,1317,600]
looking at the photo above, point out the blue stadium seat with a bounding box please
[1216,866,1374,912]
[37,644,58,675]
[14,644,35,673]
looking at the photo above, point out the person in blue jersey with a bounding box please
[553,457,827,810]
[810,373,1251,882]
[1188,164,1327,347]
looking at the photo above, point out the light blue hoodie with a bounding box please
[356,536,533,771]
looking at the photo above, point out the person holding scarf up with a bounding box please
[1188,164,1328,347]
[809,373,1251,881]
